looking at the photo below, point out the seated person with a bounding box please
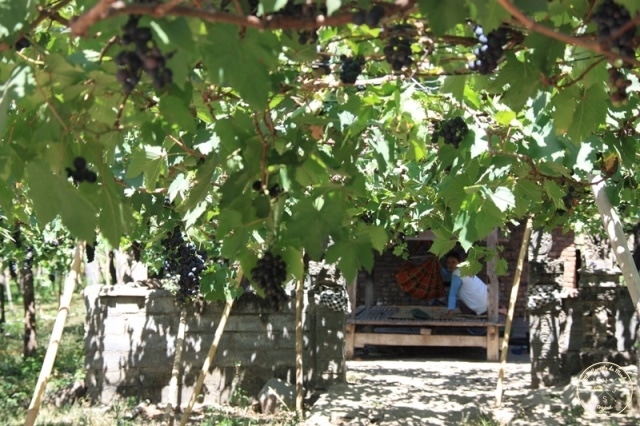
[441,251,488,316]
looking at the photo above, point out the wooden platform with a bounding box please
[345,305,505,361]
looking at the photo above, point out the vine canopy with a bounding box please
[1,0,640,287]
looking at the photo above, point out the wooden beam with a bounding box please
[353,333,489,348]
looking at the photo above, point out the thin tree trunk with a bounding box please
[164,306,187,425]
[24,243,84,426]
[295,274,304,414]
[21,252,37,358]
[495,217,533,407]
[4,267,13,311]
[590,175,640,315]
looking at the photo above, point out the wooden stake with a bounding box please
[590,175,640,315]
[164,306,187,425]
[495,218,533,407]
[179,269,242,426]
[295,274,304,414]
[24,242,84,426]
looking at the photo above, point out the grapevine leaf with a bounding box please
[58,184,98,242]
[0,0,36,38]
[0,64,34,136]
[99,176,135,247]
[26,162,60,225]
[491,53,542,112]
[420,0,469,35]
[159,95,196,132]
[473,0,510,30]
[325,0,342,16]
[203,26,276,109]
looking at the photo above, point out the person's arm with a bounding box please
[447,274,462,311]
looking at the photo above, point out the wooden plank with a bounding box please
[346,318,505,327]
[353,333,488,348]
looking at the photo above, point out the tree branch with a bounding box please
[70,0,417,36]
[497,0,640,68]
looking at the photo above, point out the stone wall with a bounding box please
[528,267,639,388]
[84,285,345,405]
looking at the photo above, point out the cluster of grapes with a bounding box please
[468,25,508,74]
[431,117,469,148]
[351,5,385,27]
[15,37,30,51]
[161,226,207,301]
[115,15,172,94]
[607,67,632,106]
[561,185,580,212]
[252,180,284,198]
[383,29,414,71]
[250,251,289,309]
[66,156,97,184]
[592,0,636,61]
[86,241,96,263]
[339,55,365,84]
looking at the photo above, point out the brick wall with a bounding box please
[84,285,345,405]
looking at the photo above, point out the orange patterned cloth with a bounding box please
[395,256,445,300]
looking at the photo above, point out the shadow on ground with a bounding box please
[305,346,640,426]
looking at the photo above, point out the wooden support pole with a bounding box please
[590,175,640,316]
[179,268,242,426]
[25,242,84,426]
[164,306,187,425]
[295,274,304,414]
[495,217,533,407]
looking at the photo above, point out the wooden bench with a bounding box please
[345,305,505,361]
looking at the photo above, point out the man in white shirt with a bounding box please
[441,251,488,316]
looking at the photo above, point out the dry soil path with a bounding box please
[304,347,640,426]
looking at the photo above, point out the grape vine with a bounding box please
[592,0,636,62]
[65,156,97,184]
[467,24,508,74]
[115,15,173,93]
[339,55,365,84]
[431,117,469,148]
[383,25,415,71]
[250,251,289,310]
[161,226,206,301]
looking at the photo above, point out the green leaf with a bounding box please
[0,0,36,38]
[490,187,515,212]
[0,64,34,136]
[203,26,276,109]
[441,76,466,102]
[27,162,60,225]
[552,85,607,142]
[58,184,98,242]
[99,177,135,247]
[184,157,216,211]
[420,0,469,35]
[491,53,542,111]
[472,0,510,30]
[367,225,388,253]
[258,0,289,15]
[126,146,166,191]
[159,95,196,132]
[325,0,342,16]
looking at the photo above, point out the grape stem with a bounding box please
[497,0,640,68]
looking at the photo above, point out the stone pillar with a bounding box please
[578,270,623,366]
[527,261,565,388]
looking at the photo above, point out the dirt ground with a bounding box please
[304,346,640,426]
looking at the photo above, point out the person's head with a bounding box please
[445,251,463,272]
